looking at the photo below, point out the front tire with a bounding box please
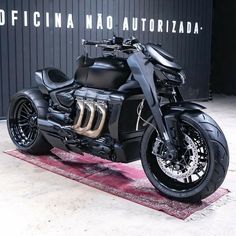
[7,89,52,155]
[140,111,229,202]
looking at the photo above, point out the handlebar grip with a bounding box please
[82,39,107,46]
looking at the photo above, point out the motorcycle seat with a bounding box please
[35,68,74,94]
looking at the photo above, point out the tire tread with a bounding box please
[140,110,229,202]
[7,89,52,155]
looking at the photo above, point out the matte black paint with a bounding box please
[75,57,131,90]
[128,51,176,151]
[0,0,213,118]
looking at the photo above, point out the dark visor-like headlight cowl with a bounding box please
[163,72,182,85]
[154,66,185,86]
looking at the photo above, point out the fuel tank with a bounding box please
[74,56,131,90]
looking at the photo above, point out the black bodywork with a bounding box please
[34,37,203,163]
[7,36,230,203]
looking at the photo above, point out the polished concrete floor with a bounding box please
[0,95,235,236]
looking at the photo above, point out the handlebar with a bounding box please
[81,37,143,53]
[82,39,109,46]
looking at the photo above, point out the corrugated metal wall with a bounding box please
[0,0,213,118]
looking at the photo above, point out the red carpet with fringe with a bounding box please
[5,148,229,219]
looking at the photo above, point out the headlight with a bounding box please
[154,66,185,86]
[163,72,182,85]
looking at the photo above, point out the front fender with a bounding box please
[160,101,205,147]
[161,101,205,114]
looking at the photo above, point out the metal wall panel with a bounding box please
[0,0,213,118]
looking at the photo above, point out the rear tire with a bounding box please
[140,111,229,202]
[7,89,52,155]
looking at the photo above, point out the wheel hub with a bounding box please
[153,134,199,180]
[10,99,38,147]
[29,115,37,127]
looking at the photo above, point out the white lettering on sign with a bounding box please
[172,21,176,33]
[123,17,129,31]
[23,11,28,26]
[0,9,5,26]
[107,16,113,30]
[46,12,50,27]
[158,20,163,32]
[179,21,184,33]
[149,19,154,32]
[11,10,18,26]
[0,9,202,35]
[141,18,146,31]
[166,20,169,33]
[33,12,40,27]
[86,15,92,29]
[132,18,138,31]
[97,13,103,29]
[67,14,74,28]
[187,22,192,34]
[55,13,61,28]
[194,22,199,34]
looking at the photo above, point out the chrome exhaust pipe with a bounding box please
[73,98,85,130]
[73,99,107,138]
[75,100,96,133]
[84,102,107,138]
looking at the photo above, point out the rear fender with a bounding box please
[35,69,48,95]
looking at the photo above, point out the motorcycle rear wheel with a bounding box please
[7,89,52,155]
[140,111,229,202]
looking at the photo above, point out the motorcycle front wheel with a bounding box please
[140,111,229,202]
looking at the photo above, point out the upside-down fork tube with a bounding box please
[127,51,177,153]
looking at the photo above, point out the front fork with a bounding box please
[128,52,178,158]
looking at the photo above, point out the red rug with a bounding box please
[4,148,229,219]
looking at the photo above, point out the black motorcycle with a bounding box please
[7,36,229,202]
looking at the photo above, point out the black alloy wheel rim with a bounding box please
[10,98,38,147]
[147,121,210,191]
